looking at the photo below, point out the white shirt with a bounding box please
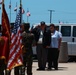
[38,30,43,44]
[51,30,62,48]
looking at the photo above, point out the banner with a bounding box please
[0,2,10,63]
[7,7,23,70]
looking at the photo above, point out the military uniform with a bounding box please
[22,30,35,75]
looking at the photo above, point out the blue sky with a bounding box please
[0,0,76,26]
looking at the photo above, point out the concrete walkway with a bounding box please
[11,62,76,75]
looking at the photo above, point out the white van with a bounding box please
[32,23,76,61]
[55,24,76,61]
[55,24,76,53]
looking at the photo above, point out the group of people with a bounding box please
[20,21,62,75]
[0,21,62,75]
[31,21,62,71]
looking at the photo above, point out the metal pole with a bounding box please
[27,8,29,22]
[16,2,17,16]
[2,0,4,10]
[20,0,22,6]
[48,10,55,23]
[2,0,4,3]
[27,16,28,22]
[9,0,11,23]
[20,0,22,24]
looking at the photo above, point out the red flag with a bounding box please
[0,36,9,62]
[2,3,10,41]
[0,3,11,63]
[7,7,23,70]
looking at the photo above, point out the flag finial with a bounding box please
[2,0,4,3]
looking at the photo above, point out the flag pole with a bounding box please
[2,0,4,3]
[20,0,22,24]
[9,0,11,23]
[16,2,17,15]
[27,8,29,22]
[2,0,4,9]
[20,0,22,6]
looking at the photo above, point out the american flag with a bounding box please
[22,8,25,14]
[26,10,31,16]
[7,7,23,70]
[0,0,2,4]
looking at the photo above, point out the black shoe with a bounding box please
[55,68,58,70]
[36,68,40,70]
[36,68,45,71]
[47,68,52,70]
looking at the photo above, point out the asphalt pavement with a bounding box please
[10,61,76,75]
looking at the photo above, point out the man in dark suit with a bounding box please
[31,21,51,70]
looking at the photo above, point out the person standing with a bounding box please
[0,26,5,75]
[47,24,62,70]
[22,23,35,75]
[31,21,51,70]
